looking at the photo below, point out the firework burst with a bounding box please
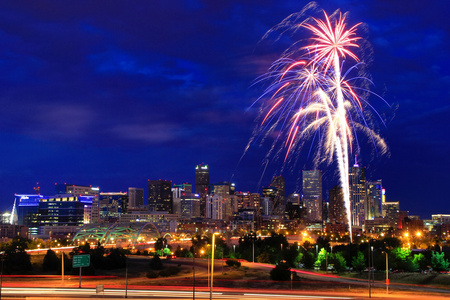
[253,7,388,242]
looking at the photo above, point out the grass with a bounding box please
[342,271,450,287]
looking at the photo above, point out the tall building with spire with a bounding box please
[195,164,209,217]
[302,170,323,222]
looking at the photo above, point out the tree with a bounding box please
[90,243,106,268]
[149,254,164,270]
[43,249,60,272]
[331,252,347,273]
[155,237,167,251]
[315,248,329,271]
[301,252,315,269]
[283,244,300,267]
[104,248,126,269]
[270,263,291,281]
[390,248,415,272]
[351,251,366,273]
[431,252,449,271]
[257,252,271,264]
[163,247,171,256]
[413,253,429,271]
[1,237,32,274]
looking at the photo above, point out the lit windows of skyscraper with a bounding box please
[349,160,366,227]
[366,180,382,220]
[195,164,209,217]
[99,192,128,222]
[302,170,323,223]
[180,194,200,218]
[270,175,286,216]
[148,180,173,213]
[128,187,144,208]
[329,185,346,224]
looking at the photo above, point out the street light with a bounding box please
[210,233,220,300]
[382,251,389,294]
[368,245,372,298]
[193,246,196,300]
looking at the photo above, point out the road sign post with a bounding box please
[73,254,90,288]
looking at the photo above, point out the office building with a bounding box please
[99,192,128,222]
[212,182,235,220]
[329,185,346,224]
[349,160,366,226]
[180,194,200,219]
[128,187,144,208]
[302,170,323,222]
[270,175,286,216]
[195,164,209,217]
[148,180,173,213]
[366,180,382,220]
[55,184,99,196]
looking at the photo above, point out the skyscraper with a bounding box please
[349,160,366,227]
[329,185,346,224]
[99,192,128,222]
[302,170,323,222]
[128,187,144,208]
[148,180,173,213]
[195,164,209,217]
[366,180,382,220]
[270,175,286,216]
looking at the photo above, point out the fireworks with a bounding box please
[255,8,387,242]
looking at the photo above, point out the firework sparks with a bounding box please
[255,8,387,242]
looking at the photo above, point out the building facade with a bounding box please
[302,170,323,222]
[148,180,173,213]
[128,187,144,208]
[195,164,209,217]
[349,161,366,227]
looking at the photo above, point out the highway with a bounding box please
[1,286,355,300]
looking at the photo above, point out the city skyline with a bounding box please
[0,1,449,219]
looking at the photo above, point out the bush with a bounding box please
[159,266,181,277]
[431,252,449,271]
[147,271,159,278]
[226,259,241,268]
[43,249,60,272]
[270,263,291,281]
[256,252,271,264]
[149,254,164,270]
[104,248,126,269]
[331,252,347,273]
[351,251,366,273]
[301,252,315,269]
[390,248,415,272]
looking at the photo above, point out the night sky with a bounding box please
[0,1,449,219]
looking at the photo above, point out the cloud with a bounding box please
[110,123,183,144]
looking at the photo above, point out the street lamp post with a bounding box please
[125,248,129,298]
[383,251,389,294]
[252,239,255,263]
[368,245,372,298]
[193,247,195,300]
[210,233,219,300]
[0,253,4,300]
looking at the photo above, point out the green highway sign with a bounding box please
[73,254,90,268]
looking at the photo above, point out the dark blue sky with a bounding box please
[0,1,449,218]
